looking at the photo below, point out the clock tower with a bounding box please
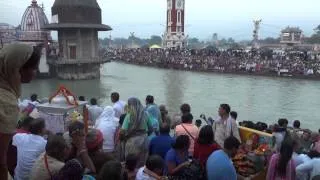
[162,0,186,49]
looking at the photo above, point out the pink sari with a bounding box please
[267,153,296,180]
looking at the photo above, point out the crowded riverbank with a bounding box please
[106,48,320,80]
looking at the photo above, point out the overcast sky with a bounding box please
[1,0,319,40]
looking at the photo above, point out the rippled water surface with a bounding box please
[21,62,320,130]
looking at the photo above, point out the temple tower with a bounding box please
[44,0,112,80]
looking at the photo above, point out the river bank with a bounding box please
[113,60,320,81]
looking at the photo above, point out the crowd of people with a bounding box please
[9,90,320,180]
[107,48,320,77]
[1,43,320,180]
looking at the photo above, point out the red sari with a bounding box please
[193,139,220,167]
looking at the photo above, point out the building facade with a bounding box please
[0,23,17,47]
[280,27,303,45]
[44,0,112,80]
[162,0,187,49]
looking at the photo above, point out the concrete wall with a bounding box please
[55,28,101,80]
[58,29,98,60]
[55,64,101,80]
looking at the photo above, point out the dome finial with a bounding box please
[31,0,37,5]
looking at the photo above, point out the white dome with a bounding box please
[18,0,52,42]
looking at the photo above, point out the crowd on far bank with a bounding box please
[106,48,320,77]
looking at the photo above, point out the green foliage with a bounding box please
[99,35,163,47]
[304,25,320,44]
[148,35,162,46]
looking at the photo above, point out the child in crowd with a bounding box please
[136,155,165,180]
[125,154,138,180]
[98,160,127,180]
[195,119,202,129]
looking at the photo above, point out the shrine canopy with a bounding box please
[150,44,162,49]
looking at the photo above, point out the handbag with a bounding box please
[168,159,206,180]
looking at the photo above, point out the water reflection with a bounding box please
[163,70,186,113]
[21,62,320,130]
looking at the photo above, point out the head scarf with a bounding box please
[127,97,148,134]
[0,43,33,97]
[86,129,104,152]
[95,106,117,127]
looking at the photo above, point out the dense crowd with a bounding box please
[1,43,320,180]
[10,92,320,180]
[107,48,320,77]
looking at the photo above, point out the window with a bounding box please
[168,11,172,23]
[69,46,76,59]
[177,11,181,24]
[177,27,182,32]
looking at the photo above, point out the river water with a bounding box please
[21,62,320,130]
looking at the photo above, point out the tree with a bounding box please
[227,38,235,44]
[219,38,228,46]
[113,38,129,46]
[304,25,320,44]
[99,38,112,46]
[260,37,280,44]
[148,35,162,45]
[188,37,200,44]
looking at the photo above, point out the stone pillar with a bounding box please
[77,29,82,59]
[63,31,68,58]
[91,29,95,59]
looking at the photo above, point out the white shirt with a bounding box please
[136,167,157,180]
[13,133,47,180]
[96,118,119,152]
[293,153,311,167]
[113,100,126,118]
[294,154,311,180]
[296,158,320,180]
[88,105,103,124]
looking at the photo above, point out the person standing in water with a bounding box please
[0,43,41,180]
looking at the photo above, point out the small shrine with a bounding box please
[36,86,89,134]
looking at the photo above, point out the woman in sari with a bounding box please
[267,138,296,180]
[0,43,41,179]
[95,106,119,153]
[120,97,153,167]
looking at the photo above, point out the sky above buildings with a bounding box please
[1,0,319,40]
